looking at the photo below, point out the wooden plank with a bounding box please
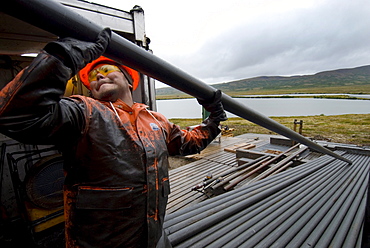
[224,143,256,153]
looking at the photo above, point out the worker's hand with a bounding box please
[44,28,111,75]
[197,90,228,123]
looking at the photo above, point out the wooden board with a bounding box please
[224,143,256,153]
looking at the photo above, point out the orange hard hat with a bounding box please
[79,56,140,91]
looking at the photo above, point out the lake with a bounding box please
[156,96,370,119]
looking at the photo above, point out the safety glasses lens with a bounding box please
[88,65,120,82]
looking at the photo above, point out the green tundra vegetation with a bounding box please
[170,114,370,147]
[160,65,370,146]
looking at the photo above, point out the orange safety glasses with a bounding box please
[88,64,121,83]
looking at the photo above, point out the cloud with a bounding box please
[91,0,370,87]
[161,0,370,85]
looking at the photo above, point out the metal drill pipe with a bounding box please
[248,146,308,183]
[281,153,365,248]
[257,142,301,166]
[333,156,369,246]
[212,154,270,181]
[181,157,342,247]
[3,0,352,164]
[223,156,273,191]
[303,154,367,247]
[209,153,358,247]
[210,155,271,190]
[221,143,301,189]
[179,153,367,248]
[341,185,367,247]
[210,157,349,247]
[318,167,366,247]
[225,145,304,190]
[167,155,344,244]
[164,153,335,225]
[166,152,346,244]
[242,154,362,247]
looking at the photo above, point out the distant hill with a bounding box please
[156,65,370,98]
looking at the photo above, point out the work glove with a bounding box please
[43,28,111,75]
[197,90,228,124]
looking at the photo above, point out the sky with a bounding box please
[92,0,370,88]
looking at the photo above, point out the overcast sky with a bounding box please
[92,0,370,88]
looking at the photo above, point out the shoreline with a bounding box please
[156,93,370,101]
[169,113,370,147]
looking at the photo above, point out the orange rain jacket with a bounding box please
[0,52,221,247]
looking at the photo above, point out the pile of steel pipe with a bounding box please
[167,137,267,213]
[167,160,233,214]
[194,155,271,192]
[203,144,303,195]
[164,150,369,247]
[245,145,308,185]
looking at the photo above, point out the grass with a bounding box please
[222,85,370,97]
[169,114,370,147]
[237,95,369,100]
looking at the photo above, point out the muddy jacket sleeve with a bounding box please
[0,52,85,145]
[150,111,221,156]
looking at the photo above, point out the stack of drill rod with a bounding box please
[198,143,305,196]
[164,150,369,247]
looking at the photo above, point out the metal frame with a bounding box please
[6,145,64,242]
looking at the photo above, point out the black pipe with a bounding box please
[2,0,352,164]
[192,154,271,191]
[164,153,335,225]
[166,156,341,245]
[167,153,364,247]
[240,154,361,247]
[177,157,340,247]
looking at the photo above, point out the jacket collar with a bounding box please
[101,99,149,113]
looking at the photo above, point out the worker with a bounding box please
[0,28,227,247]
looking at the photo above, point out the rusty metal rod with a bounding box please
[3,0,352,164]
[199,154,271,190]
[259,143,301,166]
[248,146,308,183]
[220,156,272,191]
[223,158,272,191]
[163,153,336,227]
[224,144,302,190]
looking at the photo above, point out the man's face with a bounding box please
[89,64,132,102]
